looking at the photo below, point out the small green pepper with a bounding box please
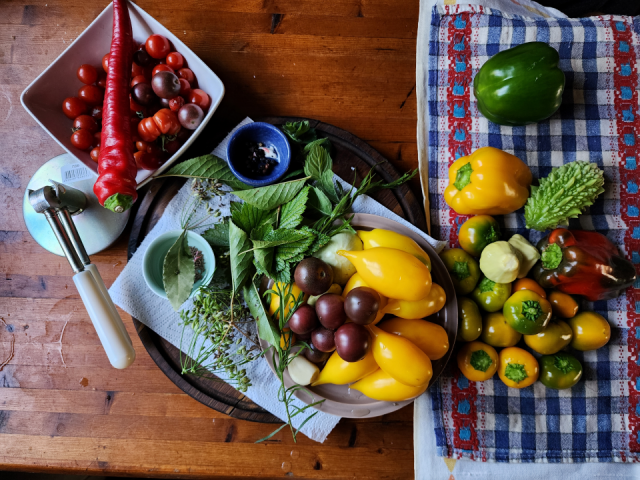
[458,215,501,257]
[503,290,552,335]
[457,297,482,342]
[539,352,583,389]
[471,276,512,313]
[440,248,481,295]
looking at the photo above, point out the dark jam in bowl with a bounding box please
[237,141,279,178]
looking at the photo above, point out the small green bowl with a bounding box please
[142,230,215,299]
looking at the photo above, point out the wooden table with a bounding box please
[0,1,421,478]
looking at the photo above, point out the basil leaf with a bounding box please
[229,221,254,293]
[163,230,195,311]
[158,154,250,190]
[243,279,279,349]
[231,177,309,211]
[202,220,229,247]
[307,187,333,216]
[279,186,309,230]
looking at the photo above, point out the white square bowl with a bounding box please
[20,1,224,188]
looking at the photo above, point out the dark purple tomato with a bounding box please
[133,49,153,67]
[131,83,155,106]
[311,327,336,353]
[289,304,319,335]
[158,97,171,108]
[315,294,347,331]
[304,343,331,364]
[178,103,204,130]
[151,71,181,99]
[344,287,381,325]
[294,257,334,295]
[334,323,370,362]
[296,330,312,342]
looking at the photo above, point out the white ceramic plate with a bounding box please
[20,1,224,188]
[260,213,458,418]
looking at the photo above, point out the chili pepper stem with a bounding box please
[104,193,134,213]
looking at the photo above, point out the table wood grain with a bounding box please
[0,1,421,478]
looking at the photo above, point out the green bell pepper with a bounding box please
[439,248,480,295]
[471,276,512,313]
[539,352,583,389]
[473,42,565,126]
[503,289,552,335]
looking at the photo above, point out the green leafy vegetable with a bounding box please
[251,228,314,251]
[282,120,317,145]
[158,154,250,190]
[229,221,254,293]
[303,137,331,153]
[304,144,340,203]
[253,247,275,278]
[470,350,493,372]
[307,187,333,216]
[541,243,563,269]
[231,201,275,233]
[231,177,310,211]
[243,278,279,349]
[279,186,309,230]
[202,220,230,247]
[504,363,528,383]
[524,161,605,231]
[163,231,196,311]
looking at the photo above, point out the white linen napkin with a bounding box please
[109,117,445,442]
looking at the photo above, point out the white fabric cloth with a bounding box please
[415,1,640,478]
[109,117,445,443]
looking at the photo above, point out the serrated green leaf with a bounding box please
[279,186,309,230]
[250,223,274,241]
[229,221,254,293]
[250,228,314,251]
[163,231,195,311]
[308,230,332,255]
[157,155,249,190]
[202,220,229,248]
[303,137,331,153]
[282,120,317,144]
[231,177,310,211]
[243,280,279,349]
[231,202,275,233]
[307,187,333,216]
[274,227,316,264]
[253,247,274,278]
[304,144,339,203]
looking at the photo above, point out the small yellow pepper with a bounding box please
[351,369,428,402]
[342,273,388,324]
[444,147,532,215]
[378,317,449,360]
[357,229,432,271]
[498,346,539,389]
[367,324,433,387]
[457,341,498,382]
[312,348,378,386]
[338,247,432,301]
[382,284,446,319]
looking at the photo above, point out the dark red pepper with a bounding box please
[532,228,637,301]
[93,0,138,213]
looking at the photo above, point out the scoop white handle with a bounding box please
[73,269,136,369]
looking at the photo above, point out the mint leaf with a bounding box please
[308,230,332,255]
[504,363,528,383]
[158,154,249,190]
[279,186,309,230]
[231,177,309,211]
[303,137,331,153]
[470,350,493,372]
[243,279,279,349]
[163,230,195,311]
[252,228,313,251]
[304,144,340,203]
[453,162,473,191]
[202,220,229,248]
[282,120,317,144]
[229,220,254,293]
[274,227,316,264]
[541,243,563,270]
[231,201,275,233]
[307,187,333,216]
[250,222,274,242]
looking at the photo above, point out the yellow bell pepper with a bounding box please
[444,147,532,215]
[378,317,449,360]
[351,369,428,402]
[342,273,388,324]
[338,248,432,301]
[357,229,432,271]
[367,324,433,387]
[311,348,378,386]
[382,283,446,319]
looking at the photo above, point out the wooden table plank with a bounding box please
[0,0,422,477]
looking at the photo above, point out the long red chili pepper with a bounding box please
[93,0,138,213]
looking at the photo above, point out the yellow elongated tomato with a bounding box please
[312,348,378,386]
[338,247,432,301]
[523,319,572,355]
[342,273,388,324]
[280,328,295,350]
[481,312,522,347]
[351,369,428,402]
[382,283,446,319]
[457,341,498,382]
[378,317,449,360]
[548,290,579,319]
[568,311,611,351]
[357,229,432,271]
[269,282,305,320]
[498,346,539,388]
[457,297,483,342]
[367,324,433,387]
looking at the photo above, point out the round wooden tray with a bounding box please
[127,117,427,423]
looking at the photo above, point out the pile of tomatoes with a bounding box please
[61,33,211,171]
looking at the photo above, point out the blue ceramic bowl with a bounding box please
[226,122,291,187]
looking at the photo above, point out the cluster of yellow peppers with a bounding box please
[307,229,449,402]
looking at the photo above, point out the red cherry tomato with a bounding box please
[152,64,174,77]
[90,147,100,162]
[177,78,191,97]
[78,85,104,106]
[131,75,147,88]
[70,129,94,151]
[134,150,163,170]
[73,115,98,133]
[188,89,211,110]
[177,68,196,87]
[91,105,103,120]
[164,138,180,155]
[169,96,185,112]
[77,64,98,85]
[129,94,146,115]
[166,52,185,70]
[145,34,171,60]
[96,72,107,89]
[153,108,181,135]
[93,131,102,148]
[62,97,88,119]
[102,53,110,73]
[136,140,150,152]
[131,61,146,78]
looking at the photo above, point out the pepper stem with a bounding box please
[521,300,543,322]
[453,162,473,191]
[104,193,133,213]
